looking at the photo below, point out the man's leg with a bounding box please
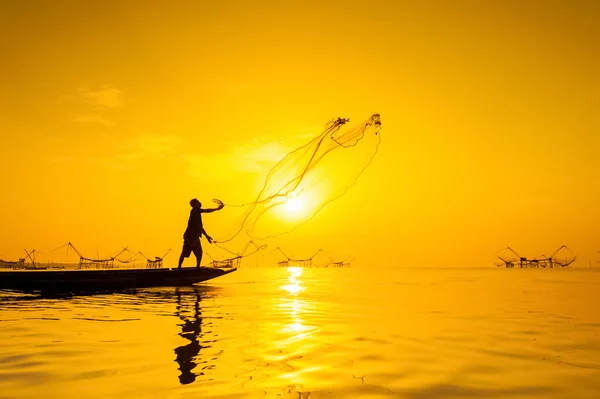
[196,248,203,268]
[179,240,191,269]
[193,240,203,268]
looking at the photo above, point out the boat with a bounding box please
[0,266,236,292]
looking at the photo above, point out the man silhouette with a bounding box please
[178,198,224,268]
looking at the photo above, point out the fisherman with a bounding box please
[178,198,224,268]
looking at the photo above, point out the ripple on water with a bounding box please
[0,268,599,398]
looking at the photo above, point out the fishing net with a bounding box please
[214,113,382,244]
[495,245,577,267]
[206,241,266,268]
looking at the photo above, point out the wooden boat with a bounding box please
[0,266,236,292]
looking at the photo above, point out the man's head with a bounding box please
[190,198,201,209]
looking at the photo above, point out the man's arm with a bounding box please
[200,199,225,214]
[200,207,221,214]
[202,228,213,244]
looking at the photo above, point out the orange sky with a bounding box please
[1,0,598,267]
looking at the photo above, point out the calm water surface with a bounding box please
[1,267,599,398]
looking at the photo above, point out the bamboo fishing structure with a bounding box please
[57,242,129,269]
[138,249,171,268]
[495,245,577,268]
[276,247,322,267]
[207,241,266,268]
[0,258,26,269]
[326,256,354,268]
[0,249,40,269]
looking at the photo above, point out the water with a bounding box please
[1,267,599,398]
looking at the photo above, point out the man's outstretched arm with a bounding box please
[200,199,225,214]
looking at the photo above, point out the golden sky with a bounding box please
[1,0,598,267]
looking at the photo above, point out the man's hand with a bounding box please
[213,199,224,210]
[206,236,214,244]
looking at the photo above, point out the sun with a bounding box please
[278,192,312,221]
[282,196,304,214]
[277,191,316,221]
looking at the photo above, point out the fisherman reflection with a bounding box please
[174,287,204,384]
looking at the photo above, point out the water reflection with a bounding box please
[174,287,204,384]
[278,268,315,384]
[0,286,219,387]
[280,267,308,334]
[270,267,324,397]
[281,267,304,295]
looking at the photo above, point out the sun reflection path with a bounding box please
[281,267,308,334]
[281,267,305,295]
[273,267,325,393]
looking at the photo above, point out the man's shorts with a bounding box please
[181,236,202,258]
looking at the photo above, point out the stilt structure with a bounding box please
[276,248,322,267]
[139,249,171,268]
[0,249,40,269]
[0,258,26,269]
[207,241,266,268]
[23,249,41,269]
[207,255,242,269]
[111,247,139,267]
[495,245,577,268]
[327,256,353,267]
[57,242,129,269]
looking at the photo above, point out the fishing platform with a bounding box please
[495,245,577,268]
